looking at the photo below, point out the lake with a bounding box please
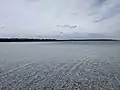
[0,41,120,90]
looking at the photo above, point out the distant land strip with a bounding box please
[0,38,119,42]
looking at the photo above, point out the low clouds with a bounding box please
[0,0,120,39]
[91,0,120,22]
[56,25,78,28]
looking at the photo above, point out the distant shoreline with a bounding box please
[0,38,119,42]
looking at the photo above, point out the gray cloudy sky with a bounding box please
[0,0,120,39]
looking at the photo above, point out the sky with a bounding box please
[0,0,120,39]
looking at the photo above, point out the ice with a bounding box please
[0,42,120,89]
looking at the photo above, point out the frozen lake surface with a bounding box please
[0,41,120,90]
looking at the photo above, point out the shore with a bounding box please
[0,38,119,42]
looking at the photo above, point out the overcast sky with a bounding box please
[0,0,120,39]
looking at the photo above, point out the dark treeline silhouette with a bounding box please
[0,38,56,42]
[0,38,119,42]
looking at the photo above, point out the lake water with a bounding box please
[0,41,120,90]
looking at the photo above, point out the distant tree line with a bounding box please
[0,38,118,42]
[0,38,57,42]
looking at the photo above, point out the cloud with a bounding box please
[0,0,120,39]
[90,0,120,22]
[93,4,120,22]
[56,25,78,28]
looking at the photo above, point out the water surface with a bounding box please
[0,41,120,90]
